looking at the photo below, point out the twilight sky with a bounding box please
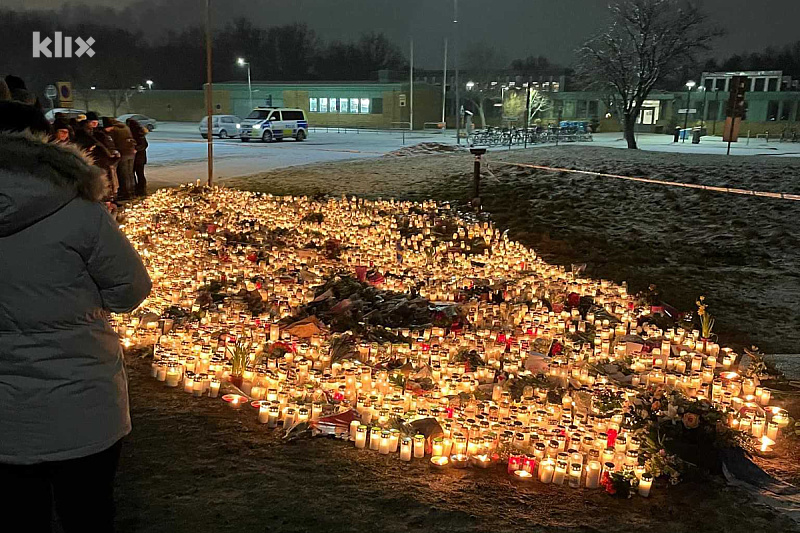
[4,0,797,68]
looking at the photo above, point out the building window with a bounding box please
[767,78,778,92]
[319,97,328,113]
[576,100,588,117]
[588,100,599,117]
[349,98,359,114]
[330,98,338,112]
[338,98,347,113]
[707,100,720,122]
[715,78,726,91]
[704,78,714,90]
[754,78,765,91]
[779,102,791,121]
[371,98,383,114]
[360,98,370,114]
[309,98,318,112]
[767,100,779,121]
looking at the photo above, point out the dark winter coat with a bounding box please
[108,121,136,159]
[0,133,152,464]
[128,119,149,165]
[74,124,116,170]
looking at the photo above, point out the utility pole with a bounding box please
[410,38,414,131]
[524,79,531,149]
[205,0,214,186]
[453,0,460,145]
[441,38,447,125]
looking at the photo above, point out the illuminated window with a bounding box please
[350,98,359,114]
[360,98,370,113]
[319,97,328,113]
[329,98,337,112]
[309,98,318,112]
[339,98,348,113]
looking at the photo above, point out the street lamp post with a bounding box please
[453,0,460,145]
[682,80,696,143]
[237,58,253,110]
[146,80,153,90]
[711,89,720,136]
[698,86,707,129]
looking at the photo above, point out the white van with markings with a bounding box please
[239,107,308,142]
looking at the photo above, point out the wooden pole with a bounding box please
[205,0,214,186]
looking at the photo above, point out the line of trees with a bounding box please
[704,40,800,78]
[0,10,408,95]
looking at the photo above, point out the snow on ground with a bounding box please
[145,122,800,189]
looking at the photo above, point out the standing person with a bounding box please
[95,118,121,198]
[74,120,117,200]
[127,118,149,196]
[106,117,136,200]
[51,118,73,144]
[0,102,152,532]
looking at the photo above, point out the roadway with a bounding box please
[145,122,800,188]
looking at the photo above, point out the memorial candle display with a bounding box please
[112,187,789,502]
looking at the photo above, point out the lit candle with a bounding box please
[413,434,426,458]
[369,427,382,451]
[355,425,368,449]
[553,460,568,485]
[538,459,555,483]
[432,437,444,457]
[258,402,270,423]
[513,469,533,481]
[268,405,279,428]
[349,420,360,441]
[638,473,653,497]
[209,379,221,398]
[430,455,449,469]
[379,431,391,455]
[400,438,412,461]
[569,463,582,488]
[165,366,181,387]
[585,460,601,488]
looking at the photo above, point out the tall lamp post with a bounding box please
[237,57,252,110]
[453,0,460,145]
[698,86,707,129]
[682,80,696,143]
[146,80,153,90]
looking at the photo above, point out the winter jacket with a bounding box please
[108,121,136,160]
[0,133,152,465]
[74,125,116,171]
[128,119,149,165]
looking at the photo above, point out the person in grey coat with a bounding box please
[0,108,152,532]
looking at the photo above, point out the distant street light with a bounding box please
[466,81,474,90]
[237,57,253,110]
[682,80,696,143]
[90,86,96,90]
[146,80,154,90]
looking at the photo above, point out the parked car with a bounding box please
[199,115,242,139]
[44,108,86,123]
[117,114,157,131]
[239,108,308,142]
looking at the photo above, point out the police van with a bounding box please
[239,107,309,142]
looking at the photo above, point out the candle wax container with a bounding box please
[430,456,449,470]
[450,454,469,468]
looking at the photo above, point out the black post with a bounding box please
[524,80,531,149]
[712,90,719,136]
[473,154,481,198]
[726,116,735,155]
[682,86,692,142]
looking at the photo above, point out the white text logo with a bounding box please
[32,32,95,58]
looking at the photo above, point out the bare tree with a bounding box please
[577,0,720,149]
[462,42,507,128]
[502,89,552,124]
[106,88,138,116]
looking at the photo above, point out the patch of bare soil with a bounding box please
[117,356,800,533]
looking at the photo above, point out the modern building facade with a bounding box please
[208,81,442,129]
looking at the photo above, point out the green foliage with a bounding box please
[227,339,252,376]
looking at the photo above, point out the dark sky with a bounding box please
[6,0,798,68]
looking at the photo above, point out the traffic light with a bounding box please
[726,76,748,119]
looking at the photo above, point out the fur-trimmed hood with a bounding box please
[0,132,107,237]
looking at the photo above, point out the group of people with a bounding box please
[1,74,152,531]
[1,74,149,201]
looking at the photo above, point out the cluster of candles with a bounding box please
[114,187,786,495]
